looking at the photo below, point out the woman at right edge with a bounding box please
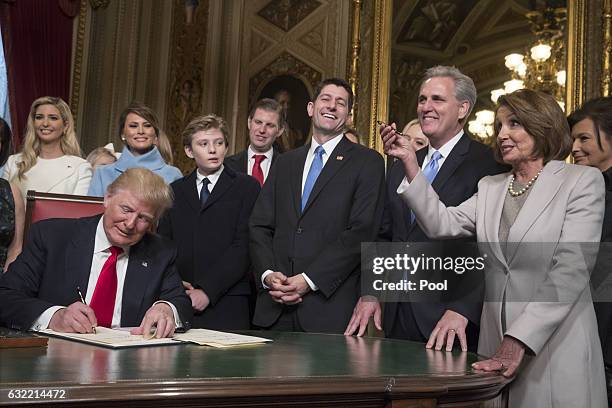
[380,89,607,407]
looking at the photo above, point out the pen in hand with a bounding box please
[76,286,96,334]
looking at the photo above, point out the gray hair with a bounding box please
[421,66,477,122]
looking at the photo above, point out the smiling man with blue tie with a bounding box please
[249,78,386,333]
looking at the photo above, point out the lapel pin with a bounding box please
[336,155,344,161]
[141,261,148,267]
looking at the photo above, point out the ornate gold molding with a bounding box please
[602,0,612,96]
[70,0,87,122]
[348,0,361,126]
[367,0,391,154]
[566,0,586,113]
[90,0,110,10]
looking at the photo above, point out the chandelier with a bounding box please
[469,5,567,139]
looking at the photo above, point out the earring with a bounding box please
[121,137,126,141]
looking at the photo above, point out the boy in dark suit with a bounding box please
[159,114,260,330]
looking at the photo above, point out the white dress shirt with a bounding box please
[196,164,224,197]
[32,218,181,330]
[262,133,345,292]
[247,145,274,182]
[397,130,464,194]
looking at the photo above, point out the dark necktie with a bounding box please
[89,246,123,328]
[252,154,266,186]
[200,178,210,207]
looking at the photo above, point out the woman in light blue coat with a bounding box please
[88,102,182,197]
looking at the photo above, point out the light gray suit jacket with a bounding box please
[400,160,607,408]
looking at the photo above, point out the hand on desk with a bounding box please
[183,281,210,312]
[265,272,310,305]
[344,296,382,336]
[49,301,97,333]
[130,303,176,338]
[472,335,525,378]
[426,309,469,352]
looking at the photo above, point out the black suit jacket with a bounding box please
[381,134,508,346]
[249,136,386,333]
[158,166,260,330]
[224,146,281,179]
[0,215,192,330]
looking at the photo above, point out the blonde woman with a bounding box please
[2,97,92,200]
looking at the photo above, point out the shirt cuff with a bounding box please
[261,269,274,289]
[396,176,410,194]
[153,300,182,329]
[302,273,318,291]
[31,306,65,331]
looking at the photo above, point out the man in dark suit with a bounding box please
[0,168,192,337]
[345,66,507,351]
[249,78,385,333]
[224,98,285,186]
[159,114,260,330]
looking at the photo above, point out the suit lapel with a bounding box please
[202,167,234,211]
[65,217,100,297]
[177,171,200,213]
[483,174,512,268]
[121,238,152,324]
[431,134,470,191]
[239,150,248,173]
[301,137,351,215]
[505,161,564,263]
[291,145,309,216]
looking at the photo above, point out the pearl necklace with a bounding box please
[508,169,543,197]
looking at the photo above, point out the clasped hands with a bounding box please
[264,272,310,304]
[48,301,176,338]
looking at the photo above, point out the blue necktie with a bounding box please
[200,178,210,207]
[409,151,442,224]
[423,151,442,184]
[301,146,325,211]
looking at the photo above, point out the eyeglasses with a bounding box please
[376,120,407,137]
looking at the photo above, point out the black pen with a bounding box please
[76,286,96,334]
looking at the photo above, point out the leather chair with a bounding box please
[25,191,104,238]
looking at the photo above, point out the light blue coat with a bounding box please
[88,146,182,197]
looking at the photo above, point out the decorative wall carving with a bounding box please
[257,0,322,32]
[165,0,209,173]
[298,20,326,56]
[89,0,110,9]
[248,52,321,108]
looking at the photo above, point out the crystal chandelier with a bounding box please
[469,5,567,139]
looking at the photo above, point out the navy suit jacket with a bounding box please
[249,136,386,333]
[158,166,260,329]
[0,215,192,330]
[381,134,508,347]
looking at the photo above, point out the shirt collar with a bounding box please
[197,164,224,186]
[95,217,130,255]
[248,145,274,161]
[309,133,344,157]
[426,129,464,161]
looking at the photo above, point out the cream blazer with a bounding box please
[3,153,92,202]
[400,160,607,408]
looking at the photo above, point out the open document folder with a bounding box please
[37,327,272,349]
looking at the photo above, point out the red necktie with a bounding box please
[252,154,266,186]
[89,246,123,328]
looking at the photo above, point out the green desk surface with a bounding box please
[0,331,508,407]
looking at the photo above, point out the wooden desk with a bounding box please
[0,331,508,407]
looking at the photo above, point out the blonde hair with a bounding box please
[86,147,117,167]
[156,131,175,165]
[106,167,173,217]
[16,96,82,180]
